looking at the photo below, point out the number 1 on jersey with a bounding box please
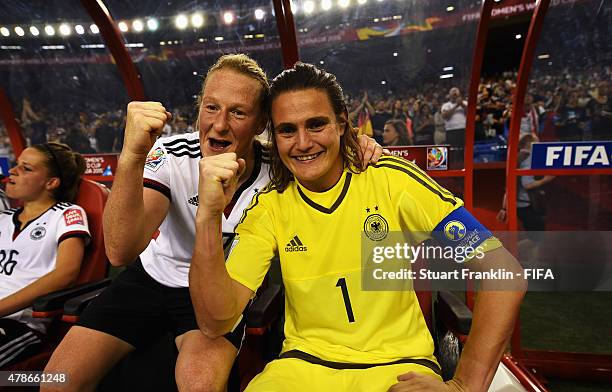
[336,277,355,323]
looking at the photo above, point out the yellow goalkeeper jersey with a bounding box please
[226,155,498,365]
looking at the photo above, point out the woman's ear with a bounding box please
[45,177,61,192]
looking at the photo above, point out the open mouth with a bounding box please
[294,152,323,162]
[208,138,232,151]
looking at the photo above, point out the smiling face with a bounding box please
[6,147,56,202]
[197,68,265,160]
[271,88,346,192]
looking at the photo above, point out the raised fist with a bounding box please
[123,101,171,157]
[197,153,246,217]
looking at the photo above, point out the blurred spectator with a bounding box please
[587,81,611,140]
[413,103,435,145]
[497,134,555,234]
[382,119,411,146]
[433,99,446,144]
[441,87,467,166]
[519,93,542,137]
[555,89,588,140]
[29,121,48,145]
[62,128,95,154]
[20,98,41,126]
[95,118,117,153]
[368,98,393,143]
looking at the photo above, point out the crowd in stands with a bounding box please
[346,65,611,148]
[0,65,609,160]
[0,101,197,160]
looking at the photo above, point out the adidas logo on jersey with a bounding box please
[188,195,199,206]
[285,235,307,252]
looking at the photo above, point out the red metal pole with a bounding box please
[280,0,299,67]
[0,87,26,157]
[273,0,299,69]
[464,0,495,312]
[464,0,494,212]
[80,0,146,101]
[506,0,551,232]
[505,0,551,359]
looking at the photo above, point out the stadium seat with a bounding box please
[1,179,110,373]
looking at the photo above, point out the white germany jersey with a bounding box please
[141,132,271,288]
[0,202,90,331]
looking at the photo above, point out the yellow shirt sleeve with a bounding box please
[226,190,278,292]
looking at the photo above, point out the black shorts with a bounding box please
[77,259,246,350]
[0,318,43,368]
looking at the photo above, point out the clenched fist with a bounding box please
[123,101,172,158]
[197,153,246,218]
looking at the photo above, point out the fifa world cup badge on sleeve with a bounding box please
[145,147,166,172]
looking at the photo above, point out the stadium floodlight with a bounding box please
[254,8,265,20]
[446,6,455,12]
[175,14,189,29]
[29,26,40,36]
[439,73,454,79]
[393,52,398,57]
[14,26,25,36]
[515,34,522,39]
[357,0,367,4]
[339,0,350,8]
[214,36,224,41]
[147,18,159,31]
[191,13,204,28]
[75,24,85,35]
[303,1,315,13]
[90,24,99,34]
[381,80,387,85]
[118,21,128,32]
[160,41,165,45]
[45,25,55,36]
[193,71,198,75]
[0,27,9,37]
[59,23,71,36]
[290,0,298,13]
[321,0,332,11]
[223,12,234,25]
[133,19,144,32]
[320,60,324,64]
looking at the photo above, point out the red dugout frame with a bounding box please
[505,0,612,382]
